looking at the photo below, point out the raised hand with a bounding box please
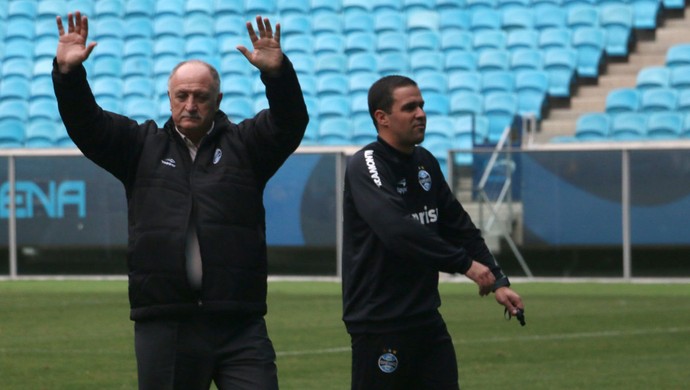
[56,11,97,74]
[237,16,283,77]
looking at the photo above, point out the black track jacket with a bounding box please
[342,138,509,334]
[52,56,308,321]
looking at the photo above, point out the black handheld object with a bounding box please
[504,307,526,326]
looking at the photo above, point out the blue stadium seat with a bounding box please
[0,99,30,121]
[29,98,60,121]
[278,0,310,15]
[69,0,95,17]
[124,76,155,99]
[630,0,660,30]
[534,5,567,31]
[93,77,124,99]
[54,122,76,148]
[2,58,33,80]
[344,0,372,12]
[184,14,214,38]
[351,116,377,145]
[498,0,531,10]
[221,75,254,98]
[683,114,690,137]
[8,0,37,20]
[605,88,640,114]
[417,72,449,94]
[473,30,507,53]
[646,112,683,139]
[406,10,440,32]
[610,112,648,140]
[599,4,633,57]
[0,77,31,102]
[125,0,155,17]
[445,52,478,72]
[481,70,515,94]
[317,74,350,97]
[185,36,218,58]
[639,88,678,113]
[124,38,154,59]
[543,48,577,97]
[636,66,670,91]
[377,52,410,75]
[218,35,251,57]
[93,17,126,40]
[344,10,375,34]
[95,0,125,18]
[411,51,445,73]
[220,97,254,121]
[450,91,484,116]
[347,53,379,75]
[30,78,55,100]
[297,74,317,98]
[483,92,518,143]
[91,38,125,61]
[283,34,315,55]
[507,29,540,52]
[122,57,153,79]
[680,90,690,112]
[477,50,510,72]
[0,118,26,148]
[312,11,343,35]
[25,119,57,148]
[350,94,370,123]
[155,0,186,17]
[220,53,254,77]
[93,56,123,77]
[408,30,441,54]
[315,53,347,75]
[312,0,342,14]
[319,96,351,119]
[425,116,455,142]
[35,19,55,40]
[670,65,690,91]
[575,112,610,141]
[467,0,499,12]
[32,59,54,80]
[539,28,572,50]
[470,9,502,32]
[125,18,154,40]
[439,9,471,32]
[288,53,316,75]
[349,72,378,96]
[37,0,66,21]
[437,0,468,9]
[423,92,450,116]
[281,14,312,37]
[667,44,690,68]
[4,18,35,43]
[374,10,406,33]
[154,15,184,38]
[373,0,403,11]
[377,31,408,54]
[318,117,352,145]
[502,7,535,31]
[566,5,599,30]
[448,71,482,93]
[510,49,543,72]
[572,27,606,78]
[441,30,473,52]
[515,70,549,119]
[245,0,276,15]
[4,39,33,61]
[345,32,376,55]
[403,0,436,11]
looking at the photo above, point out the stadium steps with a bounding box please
[535,3,690,143]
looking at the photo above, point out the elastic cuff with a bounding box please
[492,276,511,292]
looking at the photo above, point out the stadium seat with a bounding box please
[220,97,254,121]
[125,0,155,17]
[288,53,316,76]
[278,0,310,15]
[444,51,478,72]
[184,14,214,39]
[610,112,648,140]
[2,58,33,80]
[483,92,518,143]
[448,71,482,94]
[93,77,124,99]
[571,27,606,78]
[425,115,455,141]
[406,10,439,33]
[403,0,436,11]
[470,9,502,32]
[599,4,633,57]
[408,30,441,54]
[416,72,449,94]
[37,0,66,21]
[312,11,343,35]
[185,36,218,58]
[154,15,184,38]
[315,53,347,76]
[481,70,515,94]
[567,5,599,30]
[345,32,376,55]
[29,98,60,122]
[319,96,351,119]
[317,74,350,97]
[8,0,37,20]
[374,10,406,34]
[605,88,640,114]
[539,28,572,51]
[411,51,445,73]
[543,48,577,97]
[220,54,254,77]
[125,18,154,40]
[423,92,450,116]
[683,114,690,137]
[377,31,408,54]
[30,78,55,100]
[351,116,377,145]
[318,117,352,145]
[93,17,126,40]
[350,94,370,123]
[450,91,484,116]
[0,99,30,121]
[283,34,315,55]
[639,88,678,113]
[25,119,57,148]
[3,39,33,61]
[281,14,313,37]
[123,76,155,99]
[515,70,549,119]
[315,33,346,55]
[373,0,403,11]
[220,75,254,98]
[312,0,342,14]
[467,0,499,12]
[0,77,31,101]
[0,118,26,148]
[507,29,540,52]
[534,5,567,31]
[69,0,95,17]
[498,0,531,10]
[377,52,410,75]
[502,7,535,31]
[630,0,661,30]
[680,90,690,112]
[124,38,154,59]
[349,72,379,97]
[646,112,683,139]
[473,30,507,53]
[441,30,473,52]
[670,66,690,91]
[575,112,610,141]
[155,0,186,17]
[344,10,375,34]
[245,0,276,15]
[667,44,690,68]
[477,50,510,72]
[510,49,544,72]
[347,53,379,75]
[636,66,671,91]
[439,9,471,32]
[122,57,153,79]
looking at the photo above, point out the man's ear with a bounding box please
[216,93,223,109]
[374,109,387,129]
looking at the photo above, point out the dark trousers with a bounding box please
[350,322,460,390]
[134,313,278,390]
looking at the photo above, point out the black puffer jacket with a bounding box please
[52,57,308,320]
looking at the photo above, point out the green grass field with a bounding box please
[1,281,689,389]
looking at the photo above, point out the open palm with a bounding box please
[237,16,283,76]
[56,11,97,73]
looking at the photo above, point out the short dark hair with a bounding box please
[368,75,418,131]
[168,60,221,95]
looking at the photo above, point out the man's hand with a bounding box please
[56,11,97,74]
[237,16,283,77]
[495,287,524,317]
[464,261,496,296]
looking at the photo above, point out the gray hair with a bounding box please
[167,60,221,95]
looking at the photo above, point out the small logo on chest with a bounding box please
[213,148,222,164]
[161,158,176,168]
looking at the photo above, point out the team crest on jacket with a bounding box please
[418,168,432,191]
[213,148,222,164]
[396,178,407,195]
[378,351,398,373]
